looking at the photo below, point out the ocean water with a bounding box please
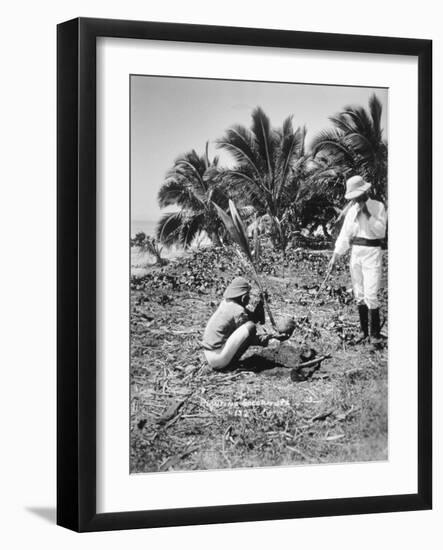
[131,219,158,238]
[131,218,204,270]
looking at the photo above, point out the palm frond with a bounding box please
[212,201,253,264]
[342,107,374,140]
[204,141,210,169]
[343,132,375,158]
[329,114,358,135]
[216,125,255,159]
[156,211,184,245]
[310,128,344,154]
[208,184,229,211]
[216,125,264,179]
[299,125,307,157]
[229,200,254,262]
[311,132,355,161]
[228,177,266,212]
[175,158,207,193]
[369,94,383,141]
[281,115,294,137]
[158,178,203,210]
[226,170,266,195]
[275,129,303,200]
[251,106,275,179]
[180,213,206,248]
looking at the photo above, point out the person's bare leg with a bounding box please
[205,322,256,371]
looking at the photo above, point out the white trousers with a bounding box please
[349,245,382,309]
[204,321,255,370]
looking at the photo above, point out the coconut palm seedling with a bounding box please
[213,198,277,329]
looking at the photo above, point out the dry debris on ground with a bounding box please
[130,245,388,473]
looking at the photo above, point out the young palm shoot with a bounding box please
[213,199,277,329]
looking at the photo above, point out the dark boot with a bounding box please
[369,308,382,346]
[357,304,369,343]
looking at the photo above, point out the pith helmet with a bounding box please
[345,175,371,200]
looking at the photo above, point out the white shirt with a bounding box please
[334,198,387,255]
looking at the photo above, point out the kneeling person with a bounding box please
[202,277,282,371]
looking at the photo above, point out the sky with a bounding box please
[131,75,388,222]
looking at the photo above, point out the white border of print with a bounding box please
[97,37,418,514]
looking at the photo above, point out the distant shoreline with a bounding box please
[131,219,157,238]
[130,222,212,276]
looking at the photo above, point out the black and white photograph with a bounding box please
[130,75,389,473]
[0,0,438,543]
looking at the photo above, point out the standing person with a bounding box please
[202,277,286,371]
[328,175,387,346]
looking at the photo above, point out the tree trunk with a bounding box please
[211,231,222,247]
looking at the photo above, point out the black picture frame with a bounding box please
[57,17,432,532]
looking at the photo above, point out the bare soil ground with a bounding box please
[130,245,388,473]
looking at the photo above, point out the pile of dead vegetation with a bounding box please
[130,243,354,292]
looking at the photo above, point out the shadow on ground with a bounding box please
[238,354,287,373]
[26,507,56,524]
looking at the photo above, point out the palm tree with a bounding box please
[216,107,307,251]
[292,157,350,238]
[156,144,228,247]
[310,94,388,201]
